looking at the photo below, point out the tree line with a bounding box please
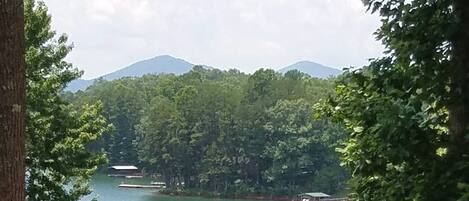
[68,67,348,196]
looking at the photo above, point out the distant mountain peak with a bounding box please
[155,54,172,58]
[279,60,342,79]
[66,55,195,92]
[295,60,319,64]
[150,54,182,61]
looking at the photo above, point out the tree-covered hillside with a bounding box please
[66,67,348,196]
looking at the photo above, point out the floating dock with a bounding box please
[118,184,163,189]
[125,175,144,179]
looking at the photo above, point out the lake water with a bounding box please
[81,174,256,201]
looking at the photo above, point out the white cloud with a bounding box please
[43,0,383,79]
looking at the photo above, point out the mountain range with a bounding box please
[66,55,342,92]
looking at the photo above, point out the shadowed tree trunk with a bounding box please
[0,0,26,201]
[449,0,469,160]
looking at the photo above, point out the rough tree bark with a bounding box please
[0,0,26,201]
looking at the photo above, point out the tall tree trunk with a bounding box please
[449,0,469,158]
[0,0,26,201]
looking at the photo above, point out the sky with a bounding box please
[42,0,384,80]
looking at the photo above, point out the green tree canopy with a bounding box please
[25,0,112,200]
[73,67,346,196]
[321,0,469,200]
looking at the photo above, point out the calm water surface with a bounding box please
[81,174,256,201]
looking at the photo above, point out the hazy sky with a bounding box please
[42,0,383,79]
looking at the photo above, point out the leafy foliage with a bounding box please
[25,0,112,200]
[321,0,469,200]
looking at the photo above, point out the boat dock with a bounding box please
[125,175,144,179]
[118,184,164,189]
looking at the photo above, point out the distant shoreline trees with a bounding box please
[71,67,347,196]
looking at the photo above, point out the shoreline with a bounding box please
[159,190,293,201]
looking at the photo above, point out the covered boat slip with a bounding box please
[118,184,164,189]
[108,165,168,188]
[297,193,348,201]
[108,165,141,177]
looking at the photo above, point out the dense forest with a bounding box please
[66,67,348,196]
[2,0,469,200]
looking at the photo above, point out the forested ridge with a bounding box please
[66,67,348,196]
